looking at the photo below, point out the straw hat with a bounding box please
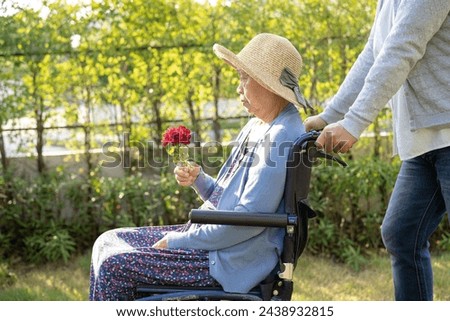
[213,33,312,111]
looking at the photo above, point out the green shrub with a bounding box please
[0,169,69,262]
[0,165,203,264]
[23,221,76,263]
[307,156,449,268]
[0,262,17,289]
[1,151,447,267]
[435,231,450,252]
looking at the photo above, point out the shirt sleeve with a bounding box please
[337,0,450,138]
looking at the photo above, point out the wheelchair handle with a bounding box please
[300,130,347,168]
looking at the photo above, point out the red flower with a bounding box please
[162,125,193,167]
[162,126,191,147]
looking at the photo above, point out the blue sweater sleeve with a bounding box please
[191,168,216,201]
[166,127,294,250]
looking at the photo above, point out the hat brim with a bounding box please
[213,43,302,109]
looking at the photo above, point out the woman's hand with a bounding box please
[174,163,200,187]
[152,237,168,249]
[304,115,327,132]
[316,123,357,153]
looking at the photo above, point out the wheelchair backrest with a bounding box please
[284,131,318,213]
[284,130,347,213]
[282,131,346,266]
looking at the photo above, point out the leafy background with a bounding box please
[0,0,448,293]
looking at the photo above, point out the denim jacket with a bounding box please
[166,103,304,293]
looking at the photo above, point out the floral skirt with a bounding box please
[89,223,219,301]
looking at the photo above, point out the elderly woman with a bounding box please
[89,33,309,300]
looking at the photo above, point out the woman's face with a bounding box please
[237,70,285,122]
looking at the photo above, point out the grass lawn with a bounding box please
[1,251,449,301]
[293,250,449,301]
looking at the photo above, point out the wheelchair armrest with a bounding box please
[189,209,296,227]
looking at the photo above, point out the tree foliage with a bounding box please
[0,0,376,159]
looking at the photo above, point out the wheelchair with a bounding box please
[135,131,346,301]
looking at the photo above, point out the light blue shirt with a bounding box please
[166,103,304,293]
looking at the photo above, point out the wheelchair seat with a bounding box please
[135,131,346,301]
